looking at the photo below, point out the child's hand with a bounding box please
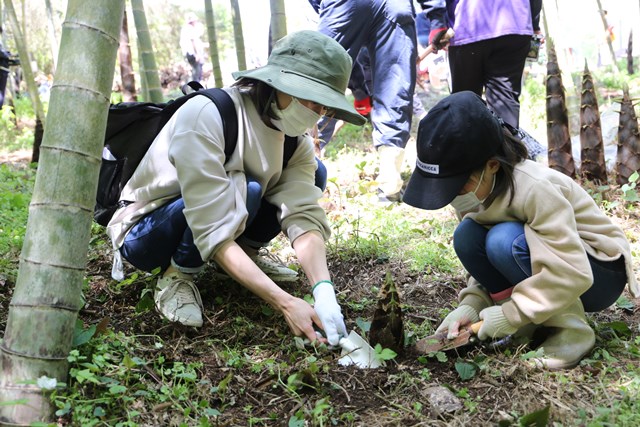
[477,306,518,340]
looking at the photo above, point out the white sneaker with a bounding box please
[154,272,204,327]
[212,250,298,282]
[250,251,298,282]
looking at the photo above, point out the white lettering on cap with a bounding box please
[416,158,439,175]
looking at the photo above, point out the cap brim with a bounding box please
[233,66,366,126]
[402,169,471,210]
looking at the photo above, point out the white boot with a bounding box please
[531,300,595,370]
[377,145,405,200]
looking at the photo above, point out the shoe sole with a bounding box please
[155,304,203,327]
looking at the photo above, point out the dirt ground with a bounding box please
[78,237,640,426]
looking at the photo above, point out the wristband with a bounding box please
[312,280,333,293]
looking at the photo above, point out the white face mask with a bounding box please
[450,169,495,213]
[271,97,322,136]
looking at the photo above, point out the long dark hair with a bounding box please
[482,127,529,206]
[232,77,279,128]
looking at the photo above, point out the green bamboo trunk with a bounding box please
[205,0,223,87]
[130,0,163,102]
[119,10,137,102]
[4,0,47,161]
[230,0,247,70]
[269,0,287,51]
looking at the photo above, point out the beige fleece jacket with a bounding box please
[106,87,330,265]
[457,160,638,328]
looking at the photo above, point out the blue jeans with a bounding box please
[453,219,627,312]
[120,159,327,273]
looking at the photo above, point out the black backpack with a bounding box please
[94,85,297,226]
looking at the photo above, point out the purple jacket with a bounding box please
[418,0,541,46]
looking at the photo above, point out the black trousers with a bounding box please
[448,35,530,128]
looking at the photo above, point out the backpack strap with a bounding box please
[158,87,237,163]
[283,135,298,169]
[196,88,238,161]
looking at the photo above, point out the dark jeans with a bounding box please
[186,54,203,82]
[120,159,327,273]
[448,35,530,128]
[0,60,8,109]
[453,219,627,312]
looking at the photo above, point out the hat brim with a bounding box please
[402,168,472,210]
[233,65,366,126]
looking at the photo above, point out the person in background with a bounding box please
[316,46,427,156]
[180,12,205,83]
[418,0,542,129]
[308,0,417,202]
[106,31,366,345]
[314,47,373,156]
[403,91,638,369]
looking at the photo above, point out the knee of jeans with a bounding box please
[485,223,525,263]
[247,180,262,201]
[246,179,263,219]
[453,218,481,257]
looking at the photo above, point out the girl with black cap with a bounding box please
[106,30,366,345]
[403,91,638,369]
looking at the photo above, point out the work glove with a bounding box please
[313,282,348,346]
[435,304,480,339]
[477,306,518,340]
[353,96,372,116]
[428,27,449,50]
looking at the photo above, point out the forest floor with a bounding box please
[1,79,640,426]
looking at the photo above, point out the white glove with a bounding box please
[313,281,348,346]
[435,305,480,339]
[478,306,518,340]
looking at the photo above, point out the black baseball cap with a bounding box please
[402,91,503,210]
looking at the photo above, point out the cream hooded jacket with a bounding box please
[106,88,330,278]
[456,160,639,328]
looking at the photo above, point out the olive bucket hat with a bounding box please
[232,30,366,126]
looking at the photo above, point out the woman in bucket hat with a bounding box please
[106,30,365,344]
[403,91,638,369]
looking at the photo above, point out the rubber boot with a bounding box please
[531,300,595,370]
[377,145,405,201]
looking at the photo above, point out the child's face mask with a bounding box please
[450,169,495,212]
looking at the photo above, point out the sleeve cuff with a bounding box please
[459,288,493,313]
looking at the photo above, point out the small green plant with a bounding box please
[374,344,397,362]
[620,171,640,203]
[50,329,223,426]
[0,100,37,152]
[0,163,34,277]
[454,360,478,380]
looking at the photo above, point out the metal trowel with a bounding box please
[338,331,384,369]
